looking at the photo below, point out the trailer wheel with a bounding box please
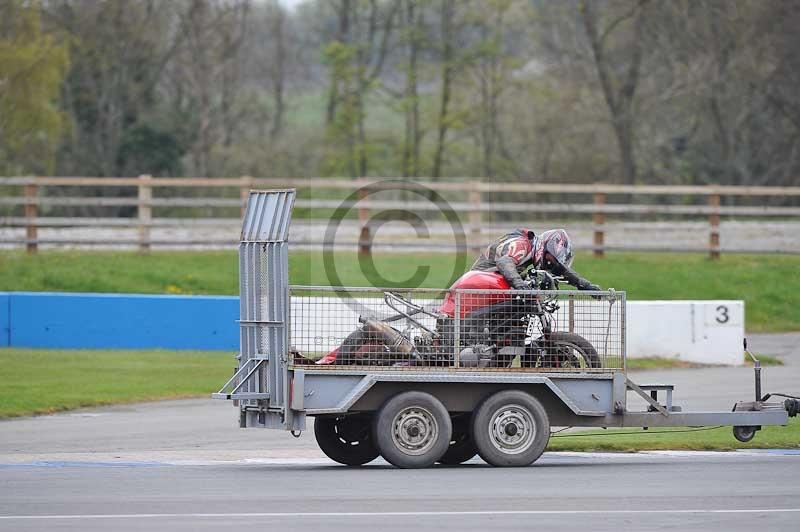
[374,391,452,469]
[472,390,550,467]
[438,414,478,465]
[732,425,759,443]
[314,415,380,466]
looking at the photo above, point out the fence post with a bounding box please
[358,184,371,256]
[568,295,575,333]
[593,192,606,258]
[240,175,253,217]
[454,291,461,368]
[708,194,721,260]
[137,174,152,253]
[469,180,482,251]
[23,179,38,254]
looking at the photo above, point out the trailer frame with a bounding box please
[213,189,793,467]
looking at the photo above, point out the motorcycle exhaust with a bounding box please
[359,317,417,357]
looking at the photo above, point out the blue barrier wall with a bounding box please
[0,293,9,346]
[1,292,239,350]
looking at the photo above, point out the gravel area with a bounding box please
[2,219,799,252]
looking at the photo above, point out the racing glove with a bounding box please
[558,266,600,292]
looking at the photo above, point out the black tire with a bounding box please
[471,390,550,467]
[373,391,452,469]
[338,329,374,365]
[536,332,601,369]
[438,414,478,465]
[339,328,398,365]
[732,425,759,443]
[314,414,380,466]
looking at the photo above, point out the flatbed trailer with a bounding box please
[213,190,797,468]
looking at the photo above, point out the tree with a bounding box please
[430,0,454,179]
[174,0,251,175]
[47,0,183,176]
[0,0,69,175]
[266,0,287,139]
[580,0,650,185]
[465,0,523,179]
[400,0,424,179]
[117,124,183,177]
[323,0,400,178]
[643,0,800,187]
[0,0,793,188]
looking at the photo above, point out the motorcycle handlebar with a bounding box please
[524,269,563,290]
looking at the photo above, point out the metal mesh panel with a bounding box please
[290,286,625,373]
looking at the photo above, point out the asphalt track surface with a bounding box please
[2,451,799,532]
[1,333,799,532]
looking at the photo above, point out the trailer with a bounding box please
[213,189,798,468]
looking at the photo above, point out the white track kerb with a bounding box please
[212,189,794,468]
[3,509,800,520]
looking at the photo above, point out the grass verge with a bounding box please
[745,353,784,366]
[2,347,797,452]
[627,353,784,370]
[547,418,800,452]
[0,348,235,418]
[1,250,799,331]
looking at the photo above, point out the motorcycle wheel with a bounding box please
[529,332,601,369]
[438,414,478,465]
[314,414,380,466]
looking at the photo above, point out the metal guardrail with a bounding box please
[2,176,800,257]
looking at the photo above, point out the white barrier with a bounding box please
[626,301,744,366]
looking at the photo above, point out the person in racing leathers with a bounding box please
[471,228,600,291]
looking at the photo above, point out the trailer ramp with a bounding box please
[213,189,299,430]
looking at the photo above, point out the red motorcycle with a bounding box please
[313,269,601,369]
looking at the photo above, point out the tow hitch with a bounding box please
[732,339,800,442]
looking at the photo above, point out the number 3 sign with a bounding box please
[705,302,742,327]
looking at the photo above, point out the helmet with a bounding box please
[534,229,574,270]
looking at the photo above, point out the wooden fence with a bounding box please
[2,176,800,258]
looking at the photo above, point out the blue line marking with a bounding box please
[738,448,800,455]
[0,461,166,469]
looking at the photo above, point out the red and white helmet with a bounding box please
[534,229,574,270]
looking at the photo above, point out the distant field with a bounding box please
[1,250,799,331]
